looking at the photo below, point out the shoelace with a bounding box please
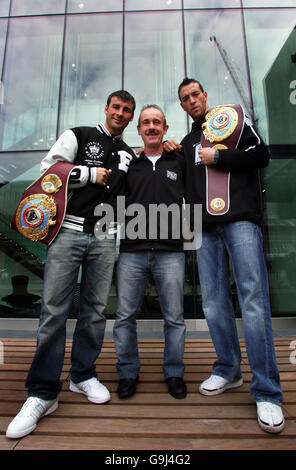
[258,402,281,426]
[19,397,48,419]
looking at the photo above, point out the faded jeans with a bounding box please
[197,221,282,404]
[26,228,116,399]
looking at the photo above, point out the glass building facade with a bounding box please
[0,0,295,320]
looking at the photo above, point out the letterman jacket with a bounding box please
[40,123,134,233]
[119,150,185,252]
[182,115,269,230]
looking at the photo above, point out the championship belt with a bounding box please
[201,104,244,216]
[10,162,75,245]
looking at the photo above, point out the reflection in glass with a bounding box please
[59,14,122,134]
[11,0,66,15]
[0,0,10,17]
[124,11,186,146]
[243,0,296,6]
[67,0,123,13]
[126,0,181,10]
[0,16,64,151]
[244,9,296,143]
[184,10,252,119]
[263,159,296,314]
[0,19,8,76]
[0,156,45,318]
[184,0,240,8]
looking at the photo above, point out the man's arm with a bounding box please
[40,129,110,188]
[208,120,269,171]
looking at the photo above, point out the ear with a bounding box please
[163,124,169,135]
[104,104,108,115]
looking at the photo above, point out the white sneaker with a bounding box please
[257,401,285,434]
[69,377,110,404]
[199,374,243,396]
[6,397,58,439]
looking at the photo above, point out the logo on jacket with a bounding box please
[167,170,177,181]
[85,141,104,161]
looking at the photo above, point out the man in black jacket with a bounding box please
[113,105,187,400]
[164,78,284,434]
[6,90,136,439]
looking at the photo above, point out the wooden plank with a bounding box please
[0,435,18,450]
[13,435,296,451]
[0,402,260,419]
[0,389,295,405]
[1,336,295,452]
[2,416,296,438]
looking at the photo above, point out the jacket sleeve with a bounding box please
[40,129,97,188]
[215,118,270,172]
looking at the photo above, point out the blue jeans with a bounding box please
[197,221,282,404]
[113,251,186,380]
[26,228,116,399]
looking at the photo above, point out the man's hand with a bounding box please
[199,147,215,165]
[136,147,144,155]
[163,140,182,152]
[96,167,111,186]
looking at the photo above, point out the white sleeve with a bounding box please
[40,129,97,188]
[40,129,78,175]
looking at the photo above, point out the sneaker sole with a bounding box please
[199,378,243,396]
[6,401,58,439]
[257,417,285,434]
[69,383,110,404]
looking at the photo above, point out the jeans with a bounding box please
[26,228,116,400]
[197,221,282,404]
[113,251,186,380]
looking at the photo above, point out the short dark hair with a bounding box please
[178,78,204,100]
[106,90,136,114]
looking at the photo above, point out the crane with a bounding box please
[210,35,254,122]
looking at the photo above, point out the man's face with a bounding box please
[104,96,134,135]
[137,107,168,149]
[179,82,208,121]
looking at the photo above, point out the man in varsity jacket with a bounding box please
[6,90,136,439]
[164,78,284,434]
[113,105,187,400]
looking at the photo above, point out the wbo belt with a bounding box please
[11,162,75,245]
[201,104,244,216]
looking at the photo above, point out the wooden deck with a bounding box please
[0,336,296,451]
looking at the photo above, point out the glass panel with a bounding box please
[67,0,123,13]
[184,0,241,8]
[0,19,8,76]
[125,0,181,10]
[244,9,296,144]
[124,11,186,147]
[263,157,296,315]
[0,0,10,17]
[184,10,252,118]
[0,16,64,151]
[243,1,296,7]
[0,153,46,318]
[59,13,123,133]
[10,0,66,15]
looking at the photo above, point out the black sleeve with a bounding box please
[216,121,270,172]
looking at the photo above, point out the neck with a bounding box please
[193,105,210,123]
[144,143,163,155]
[103,121,121,137]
